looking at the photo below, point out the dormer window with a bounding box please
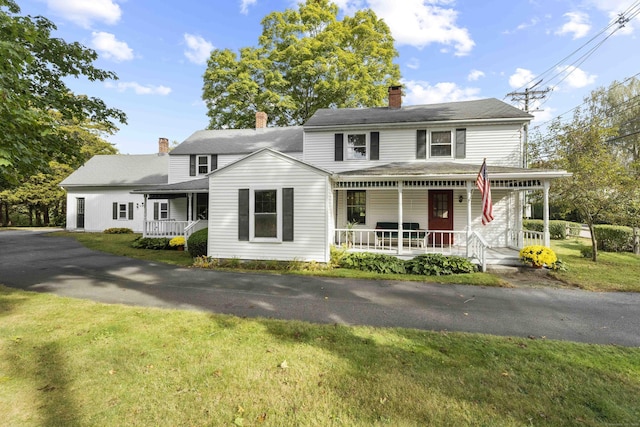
[346,134,367,160]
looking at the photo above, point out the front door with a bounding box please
[76,198,85,229]
[428,190,454,245]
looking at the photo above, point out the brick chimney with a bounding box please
[388,85,402,109]
[255,111,268,129]
[158,137,169,154]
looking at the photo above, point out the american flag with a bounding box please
[476,159,494,225]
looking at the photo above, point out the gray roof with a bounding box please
[170,126,303,155]
[305,98,533,128]
[338,162,561,177]
[60,154,168,187]
[132,178,209,194]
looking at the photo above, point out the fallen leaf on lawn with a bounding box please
[108,370,116,375]
[279,360,288,369]
[257,413,267,423]
[501,372,510,377]
[234,417,244,426]
[237,405,245,414]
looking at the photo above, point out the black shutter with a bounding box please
[112,202,117,220]
[238,189,249,241]
[416,130,426,159]
[128,202,134,220]
[334,133,344,161]
[283,188,294,242]
[456,128,466,159]
[153,202,159,220]
[370,132,379,161]
[189,155,196,176]
[211,154,218,171]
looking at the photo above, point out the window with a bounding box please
[239,188,294,242]
[254,190,277,238]
[112,202,133,220]
[198,155,209,174]
[346,190,366,224]
[430,131,452,157]
[346,134,367,160]
[154,201,169,220]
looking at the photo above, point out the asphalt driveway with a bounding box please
[1,229,639,347]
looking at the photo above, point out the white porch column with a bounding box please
[187,193,193,221]
[516,190,523,248]
[397,181,404,255]
[143,194,148,237]
[466,181,473,257]
[543,180,551,247]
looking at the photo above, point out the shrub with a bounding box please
[187,228,208,258]
[593,225,633,253]
[404,254,477,275]
[519,245,557,268]
[522,220,544,233]
[580,246,593,258]
[131,237,171,250]
[330,244,348,268]
[103,227,134,234]
[339,252,406,274]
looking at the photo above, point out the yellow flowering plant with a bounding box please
[169,236,185,248]
[519,245,557,268]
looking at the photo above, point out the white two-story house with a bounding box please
[62,88,569,269]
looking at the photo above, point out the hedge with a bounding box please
[593,225,633,253]
[522,219,581,240]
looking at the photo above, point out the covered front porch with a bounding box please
[132,178,209,244]
[331,162,569,271]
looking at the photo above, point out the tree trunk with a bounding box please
[633,227,639,256]
[588,222,598,262]
[28,206,33,226]
[44,206,50,226]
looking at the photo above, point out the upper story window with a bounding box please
[431,131,452,157]
[346,134,367,160]
[197,156,209,174]
[416,129,466,160]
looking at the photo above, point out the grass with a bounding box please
[551,238,640,292]
[1,285,638,426]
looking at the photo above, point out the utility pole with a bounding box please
[507,81,550,219]
[507,81,551,168]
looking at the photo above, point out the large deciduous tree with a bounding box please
[202,0,400,129]
[0,0,126,182]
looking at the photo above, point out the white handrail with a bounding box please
[467,231,489,272]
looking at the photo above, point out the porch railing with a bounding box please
[334,228,466,256]
[143,220,189,238]
[184,220,206,248]
[467,231,489,272]
[507,229,544,249]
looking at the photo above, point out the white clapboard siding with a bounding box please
[169,152,303,183]
[65,187,148,232]
[303,124,524,172]
[208,150,330,262]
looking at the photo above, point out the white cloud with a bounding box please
[184,34,214,65]
[467,69,485,81]
[531,106,555,123]
[91,32,133,62]
[503,17,540,34]
[336,0,475,56]
[508,68,536,89]
[406,57,420,70]
[240,0,258,14]
[46,0,121,28]
[402,79,481,105]
[555,65,597,88]
[105,82,172,96]
[556,11,591,39]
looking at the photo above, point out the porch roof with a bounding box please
[335,162,570,180]
[131,177,208,195]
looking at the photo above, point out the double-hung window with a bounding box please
[118,203,128,219]
[254,190,277,238]
[346,134,367,160]
[346,190,366,224]
[112,202,133,220]
[430,131,452,157]
[198,155,209,174]
[238,188,294,242]
[417,129,465,159]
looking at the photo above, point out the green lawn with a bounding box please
[551,238,640,292]
[1,285,638,426]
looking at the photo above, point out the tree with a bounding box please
[0,0,126,183]
[202,0,400,129]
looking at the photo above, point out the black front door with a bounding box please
[76,198,85,228]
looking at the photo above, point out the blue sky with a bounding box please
[17,0,640,154]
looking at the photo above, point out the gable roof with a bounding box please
[170,126,303,155]
[60,154,168,187]
[304,98,533,128]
